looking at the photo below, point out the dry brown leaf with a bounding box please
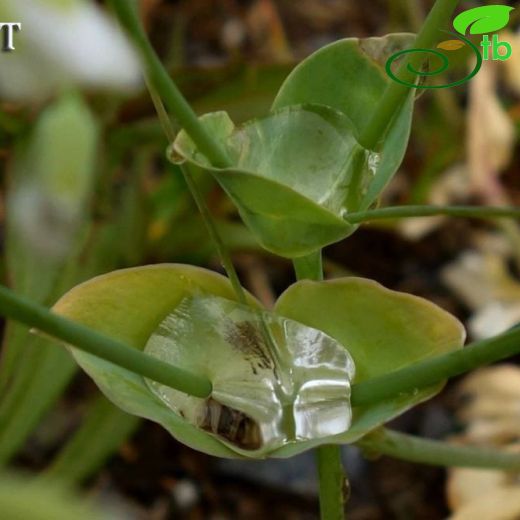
[463,419,520,446]
[442,240,520,339]
[246,0,292,62]
[447,366,520,518]
[467,59,515,204]
[503,31,520,96]
[288,0,351,30]
[449,486,520,520]
[447,468,509,511]
[456,366,520,434]
[402,46,517,239]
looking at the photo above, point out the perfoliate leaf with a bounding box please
[53,265,259,459]
[173,106,365,258]
[273,277,466,453]
[272,33,416,210]
[447,366,520,519]
[53,267,465,459]
[53,265,356,458]
[173,34,416,257]
[453,6,514,36]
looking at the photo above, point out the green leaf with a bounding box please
[272,33,416,209]
[273,277,465,452]
[453,6,514,36]
[53,265,259,459]
[53,268,465,459]
[173,106,364,258]
[53,265,358,459]
[173,35,417,258]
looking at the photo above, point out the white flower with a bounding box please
[8,93,98,259]
[0,0,142,101]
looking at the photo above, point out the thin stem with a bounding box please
[316,445,347,520]
[351,325,520,407]
[402,0,463,130]
[3,270,520,412]
[113,7,243,299]
[147,80,247,304]
[358,0,460,150]
[0,285,212,399]
[146,76,177,143]
[109,0,231,168]
[345,205,520,224]
[180,163,247,304]
[293,252,346,520]
[358,428,520,470]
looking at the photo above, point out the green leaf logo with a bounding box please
[453,5,514,35]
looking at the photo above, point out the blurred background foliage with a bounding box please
[0,0,519,518]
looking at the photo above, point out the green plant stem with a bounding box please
[109,0,231,168]
[358,428,520,470]
[402,0,463,130]
[293,251,324,281]
[180,164,247,304]
[147,79,247,304]
[0,285,212,399]
[316,445,347,520]
[351,325,520,407]
[293,252,346,520]
[3,273,520,415]
[345,205,520,224]
[358,0,460,149]
[146,76,177,143]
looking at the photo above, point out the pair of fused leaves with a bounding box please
[173,34,416,257]
[53,266,465,459]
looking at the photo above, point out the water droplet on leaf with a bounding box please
[144,296,355,454]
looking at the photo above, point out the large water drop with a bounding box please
[144,295,355,453]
